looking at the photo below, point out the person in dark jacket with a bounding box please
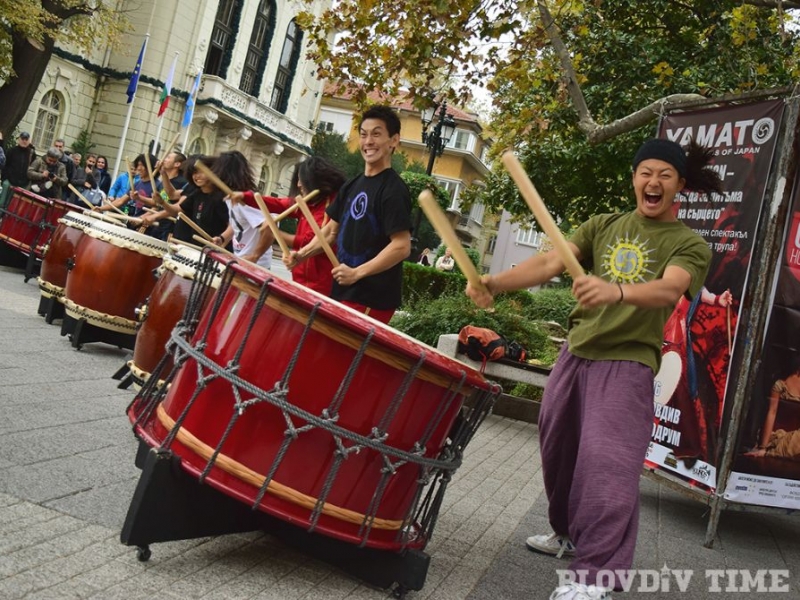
[3,132,35,189]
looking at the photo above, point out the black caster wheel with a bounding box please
[136,545,151,562]
[392,584,408,599]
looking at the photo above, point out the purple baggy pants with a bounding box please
[539,348,654,589]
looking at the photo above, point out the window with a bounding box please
[239,0,275,96]
[187,137,206,156]
[469,202,484,224]
[205,0,241,78]
[258,164,271,195]
[448,129,475,152]
[516,226,543,248]
[487,234,497,255]
[317,121,335,133]
[436,178,462,211]
[270,19,302,113]
[33,90,62,150]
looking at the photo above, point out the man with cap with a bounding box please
[466,138,723,600]
[2,132,35,191]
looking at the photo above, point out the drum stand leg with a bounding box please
[121,443,430,593]
[112,362,135,390]
[62,315,136,351]
[23,251,40,283]
[38,295,65,323]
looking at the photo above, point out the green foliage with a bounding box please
[71,130,95,166]
[299,0,799,225]
[311,129,363,179]
[391,292,560,366]
[395,263,574,366]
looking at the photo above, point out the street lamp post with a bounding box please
[412,100,456,255]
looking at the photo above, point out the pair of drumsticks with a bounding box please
[187,161,339,268]
[419,152,584,294]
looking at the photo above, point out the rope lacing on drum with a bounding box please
[251,301,321,510]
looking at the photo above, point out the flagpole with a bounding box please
[153,51,179,153]
[182,69,202,151]
[112,34,150,183]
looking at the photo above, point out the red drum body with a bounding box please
[0,188,79,258]
[64,220,170,334]
[130,245,223,385]
[130,255,500,551]
[38,211,99,300]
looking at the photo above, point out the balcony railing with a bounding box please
[198,76,314,148]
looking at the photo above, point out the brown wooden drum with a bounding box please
[129,253,501,552]
[129,244,223,387]
[63,220,170,334]
[38,211,101,301]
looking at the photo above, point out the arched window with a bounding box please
[205,0,243,78]
[240,0,276,96]
[258,163,271,195]
[33,90,62,150]
[269,19,303,114]
[187,137,206,156]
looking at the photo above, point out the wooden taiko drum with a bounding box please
[129,253,500,551]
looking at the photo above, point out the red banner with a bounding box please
[646,99,785,490]
[725,167,800,509]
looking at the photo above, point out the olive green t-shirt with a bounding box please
[567,212,711,373]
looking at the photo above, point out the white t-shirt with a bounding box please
[225,200,274,269]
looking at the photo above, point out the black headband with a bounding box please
[632,139,687,178]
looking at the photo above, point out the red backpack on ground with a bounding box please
[457,325,527,371]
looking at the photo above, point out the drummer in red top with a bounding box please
[230,156,346,295]
[287,105,412,324]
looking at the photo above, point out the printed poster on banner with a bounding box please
[724,167,800,509]
[646,99,785,491]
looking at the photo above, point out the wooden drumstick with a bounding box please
[178,212,214,242]
[295,190,339,267]
[160,130,182,163]
[253,192,292,257]
[271,189,320,223]
[193,161,276,233]
[502,151,584,280]
[418,190,488,294]
[191,234,238,259]
[125,156,135,193]
[103,198,127,215]
[142,152,160,204]
[67,184,96,211]
[194,159,233,195]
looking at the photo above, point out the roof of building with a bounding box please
[323,81,480,124]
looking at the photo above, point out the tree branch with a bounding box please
[536,0,599,135]
[743,0,800,9]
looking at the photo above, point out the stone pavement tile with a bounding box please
[0,563,71,599]
[44,477,140,530]
[162,564,244,597]
[293,571,361,600]
[249,574,316,599]
[24,578,100,599]
[72,559,146,591]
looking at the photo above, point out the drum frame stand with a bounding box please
[60,314,136,351]
[38,295,65,324]
[121,443,430,596]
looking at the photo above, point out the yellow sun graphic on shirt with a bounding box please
[602,233,657,283]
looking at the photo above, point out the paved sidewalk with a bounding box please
[0,261,799,599]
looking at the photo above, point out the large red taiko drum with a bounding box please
[0,188,80,258]
[129,253,500,552]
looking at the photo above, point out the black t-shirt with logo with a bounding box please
[171,187,229,243]
[326,168,411,310]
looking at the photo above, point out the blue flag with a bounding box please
[126,38,147,104]
[182,70,202,127]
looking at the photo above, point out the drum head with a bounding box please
[654,350,682,405]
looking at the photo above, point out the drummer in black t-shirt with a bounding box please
[285,105,412,324]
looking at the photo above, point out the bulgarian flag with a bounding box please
[157,53,178,117]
